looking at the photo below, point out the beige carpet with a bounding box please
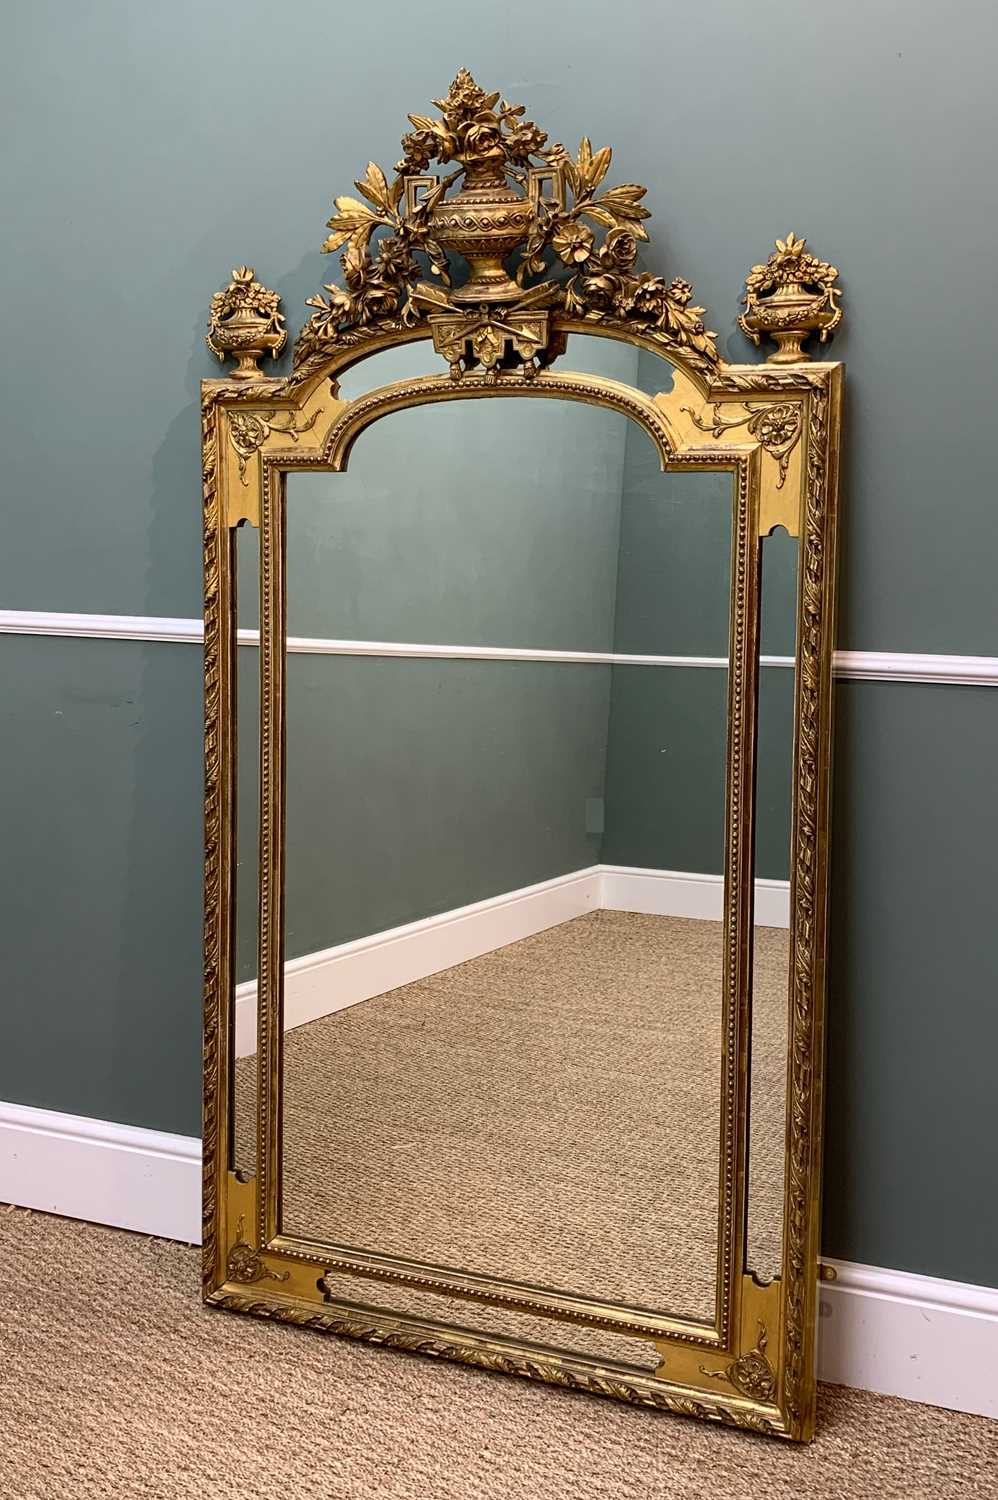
[4,1208,996,1500]
[238,910,788,1328]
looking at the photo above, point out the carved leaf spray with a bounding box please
[293,68,718,380]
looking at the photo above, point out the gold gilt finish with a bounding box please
[293,67,716,381]
[201,71,844,1443]
[206,267,287,380]
[739,233,843,363]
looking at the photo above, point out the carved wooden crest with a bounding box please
[293,69,717,379]
[206,78,845,383]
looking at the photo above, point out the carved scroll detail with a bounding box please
[294,69,717,378]
[683,401,803,488]
[701,1323,777,1402]
[208,1290,778,1434]
[226,1216,290,1286]
[228,409,320,483]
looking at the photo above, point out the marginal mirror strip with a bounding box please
[746,528,799,1285]
[231,523,261,1181]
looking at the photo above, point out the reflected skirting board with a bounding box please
[0,1096,995,1420]
[233,864,791,1058]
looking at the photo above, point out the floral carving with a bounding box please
[227,408,320,483]
[701,1323,777,1402]
[226,1216,290,1286]
[206,267,287,380]
[208,267,281,329]
[294,70,717,375]
[739,233,842,363]
[743,233,837,302]
[683,400,803,487]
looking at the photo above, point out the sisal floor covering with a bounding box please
[3,1207,996,1500]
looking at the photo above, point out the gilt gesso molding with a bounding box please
[206,1288,777,1434]
[199,68,845,1441]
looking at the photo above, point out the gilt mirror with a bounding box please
[203,71,843,1442]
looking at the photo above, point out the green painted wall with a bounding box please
[1,638,204,1134]
[825,684,998,1287]
[2,0,997,1287]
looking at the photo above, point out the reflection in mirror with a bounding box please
[285,341,640,648]
[333,338,455,401]
[746,527,798,1283]
[232,523,260,1179]
[279,354,737,1326]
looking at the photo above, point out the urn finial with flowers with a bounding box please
[401,69,540,304]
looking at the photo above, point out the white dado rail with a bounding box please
[2,611,997,684]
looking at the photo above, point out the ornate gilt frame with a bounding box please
[201,73,843,1442]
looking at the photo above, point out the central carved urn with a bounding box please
[430,157,533,305]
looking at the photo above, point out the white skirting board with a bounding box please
[819,1260,998,1419]
[0,1100,995,1419]
[234,864,790,1058]
[0,1100,201,1243]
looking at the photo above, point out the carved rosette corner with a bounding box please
[700,1323,777,1402]
[683,401,803,489]
[228,409,321,484]
[226,1217,290,1286]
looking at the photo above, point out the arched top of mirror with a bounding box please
[204,70,844,401]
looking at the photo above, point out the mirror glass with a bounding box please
[232,523,260,1179]
[746,528,798,1283]
[276,337,754,1326]
[331,332,679,405]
